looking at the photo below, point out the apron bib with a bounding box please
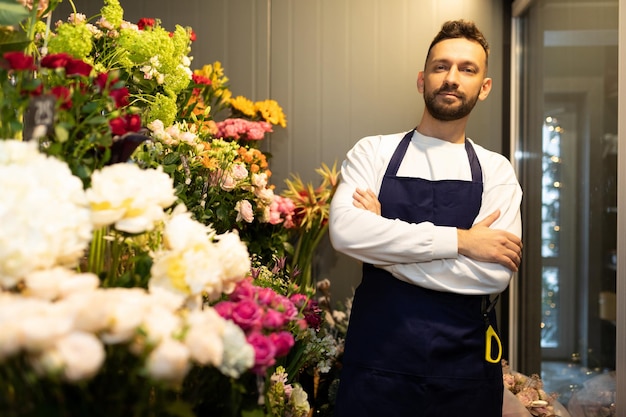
[334,131,504,417]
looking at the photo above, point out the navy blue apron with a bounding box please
[334,130,504,417]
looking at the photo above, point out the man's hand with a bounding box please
[457,210,523,272]
[353,188,381,215]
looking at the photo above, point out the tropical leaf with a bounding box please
[0,27,30,54]
[0,0,29,27]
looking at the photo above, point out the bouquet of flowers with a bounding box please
[0,140,254,416]
[502,360,559,417]
[37,0,194,126]
[0,1,343,415]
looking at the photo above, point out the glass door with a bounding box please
[512,0,618,413]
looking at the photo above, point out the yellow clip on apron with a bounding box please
[483,295,502,363]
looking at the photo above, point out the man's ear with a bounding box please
[479,77,492,101]
[417,71,425,93]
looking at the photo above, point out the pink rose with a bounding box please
[262,309,287,330]
[220,173,237,191]
[213,301,235,319]
[230,278,256,301]
[247,332,276,374]
[289,293,308,309]
[235,200,254,223]
[256,287,276,306]
[269,331,294,357]
[271,295,298,320]
[231,299,263,331]
[230,163,248,180]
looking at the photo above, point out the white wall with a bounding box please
[56,0,507,299]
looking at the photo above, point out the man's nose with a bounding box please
[443,66,460,87]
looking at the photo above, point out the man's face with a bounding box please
[418,38,491,122]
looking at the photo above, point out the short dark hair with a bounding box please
[425,20,490,66]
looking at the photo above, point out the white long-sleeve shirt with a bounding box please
[329,130,523,295]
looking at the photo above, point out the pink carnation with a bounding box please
[268,195,296,227]
[215,118,273,141]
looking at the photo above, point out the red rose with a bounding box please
[189,29,197,42]
[50,86,72,109]
[126,114,142,132]
[65,58,92,77]
[3,51,35,71]
[40,53,72,69]
[96,72,120,91]
[109,116,127,136]
[110,87,129,108]
[137,18,155,30]
[29,83,44,96]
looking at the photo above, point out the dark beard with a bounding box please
[423,86,480,121]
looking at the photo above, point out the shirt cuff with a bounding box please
[431,226,458,259]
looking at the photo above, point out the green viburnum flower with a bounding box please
[145,93,178,126]
[100,0,124,27]
[162,25,192,94]
[117,23,190,97]
[47,22,93,59]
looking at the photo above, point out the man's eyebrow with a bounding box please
[428,58,480,67]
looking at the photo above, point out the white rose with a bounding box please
[99,288,150,344]
[220,173,237,191]
[162,209,215,251]
[184,309,225,366]
[145,338,191,383]
[55,332,105,381]
[215,232,251,281]
[87,164,177,233]
[251,172,268,188]
[63,290,111,334]
[24,267,99,300]
[19,307,74,352]
[0,141,92,287]
[218,320,254,378]
[141,305,182,347]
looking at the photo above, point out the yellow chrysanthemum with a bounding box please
[230,96,257,118]
[255,99,287,128]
